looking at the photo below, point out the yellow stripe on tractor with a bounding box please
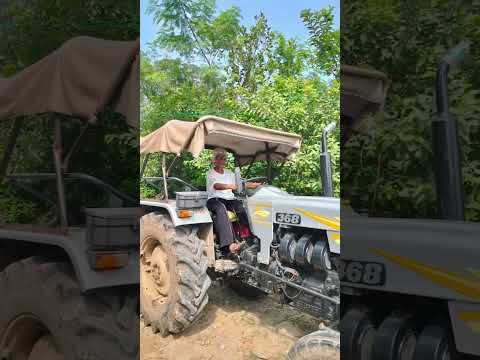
[458,312,480,333]
[294,208,340,231]
[330,233,341,244]
[372,248,480,301]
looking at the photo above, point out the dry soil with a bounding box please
[140,281,326,360]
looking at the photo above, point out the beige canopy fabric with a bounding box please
[0,36,139,127]
[341,65,389,124]
[140,116,302,165]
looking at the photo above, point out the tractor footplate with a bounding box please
[215,259,240,273]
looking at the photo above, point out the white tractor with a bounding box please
[140,115,340,358]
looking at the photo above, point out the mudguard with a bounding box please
[140,199,212,226]
[0,228,138,292]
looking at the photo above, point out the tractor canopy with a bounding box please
[341,65,389,137]
[0,36,139,127]
[140,116,302,165]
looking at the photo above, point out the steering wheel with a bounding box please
[242,176,269,195]
[244,176,269,184]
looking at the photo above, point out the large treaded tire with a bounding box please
[287,328,340,360]
[140,212,211,335]
[0,257,139,359]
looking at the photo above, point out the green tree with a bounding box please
[147,0,241,65]
[301,7,339,77]
[141,1,340,197]
[342,1,480,220]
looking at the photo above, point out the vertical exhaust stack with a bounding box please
[320,122,336,197]
[432,41,470,220]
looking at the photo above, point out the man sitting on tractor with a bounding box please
[206,148,260,256]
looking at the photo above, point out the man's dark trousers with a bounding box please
[206,197,241,250]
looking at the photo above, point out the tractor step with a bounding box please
[215,259,239,273]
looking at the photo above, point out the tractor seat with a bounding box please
[227,211,238,222]
[211,210,238,222]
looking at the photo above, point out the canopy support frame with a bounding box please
[0,118,23,184]
[161,154,168,201]
[62,122,89,173]
[265,142,272,183]
[140,153,150,179]
[53,118,68,229]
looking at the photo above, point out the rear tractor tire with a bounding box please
[140,212,211,335]
[287,328,340,360]
[0,257,139,359]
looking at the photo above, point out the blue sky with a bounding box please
[140,0,339,51]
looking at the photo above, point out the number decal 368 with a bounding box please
[276,212,301,224]
[339,260,385,286]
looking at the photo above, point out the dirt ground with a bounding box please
[141,281,325,360]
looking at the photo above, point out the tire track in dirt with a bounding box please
[141,281,321,360]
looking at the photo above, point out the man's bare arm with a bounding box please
[213,183,237,191]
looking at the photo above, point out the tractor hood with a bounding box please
[248,185,340,230]
[247,185,340,263]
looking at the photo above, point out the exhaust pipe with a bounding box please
[432,41,469,220]
[320,122,336,197]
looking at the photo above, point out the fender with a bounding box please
[0,228,138,292]
[140,199,212,227]
[140,199,216,267]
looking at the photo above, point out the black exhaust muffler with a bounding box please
[432,41,469,220]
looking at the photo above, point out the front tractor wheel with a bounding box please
[140,212,211,335]
[287,328,340,360]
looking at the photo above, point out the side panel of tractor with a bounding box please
[247,189,340,264]
[342,216,480,303]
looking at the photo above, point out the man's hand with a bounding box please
[228,183,238,191]
[246,182,261,189]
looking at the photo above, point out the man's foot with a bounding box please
[228,241,246,254]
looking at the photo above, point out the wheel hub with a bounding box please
[141,237,171,305]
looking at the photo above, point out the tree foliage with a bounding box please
[342,1,480,220]
[301,7,339,77]
[142,1,339,198]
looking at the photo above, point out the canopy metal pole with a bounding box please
[161,154,168,200]
[140,153,150,179]
[53,118,68,229]
[0,118,23,184]
[265,143,272,183]
[166,155,179,176]
[62,122,89,173]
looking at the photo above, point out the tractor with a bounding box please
[340,42,480,360]
[139,115,340,359]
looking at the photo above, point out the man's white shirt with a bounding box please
[206,168,235,200]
